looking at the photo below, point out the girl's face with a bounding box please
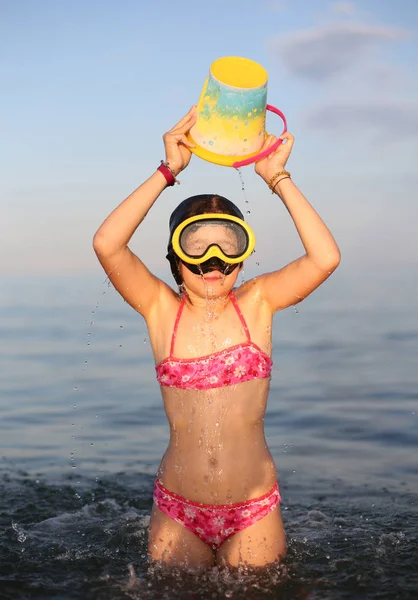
[178,260,241,298]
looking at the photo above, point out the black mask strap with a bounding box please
[181,256,240,276]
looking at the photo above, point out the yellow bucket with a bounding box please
[188,56,287,168]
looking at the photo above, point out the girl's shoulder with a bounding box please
[149,281,182,321]
[232,278,274,348]
[232,277,272,318]
[143,283,182,362]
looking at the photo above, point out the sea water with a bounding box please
[1,275,417,599]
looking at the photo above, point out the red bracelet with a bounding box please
[157,161,177,186]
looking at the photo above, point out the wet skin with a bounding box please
[147,267,286,567]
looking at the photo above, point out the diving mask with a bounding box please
[171,213,255,266]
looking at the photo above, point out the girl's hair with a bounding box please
[166,194,244,285]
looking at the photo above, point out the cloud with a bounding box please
[270,15,417,141]
[274,22,410,82]
[304,100,418,139]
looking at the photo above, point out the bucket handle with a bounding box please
[232,105,288,169]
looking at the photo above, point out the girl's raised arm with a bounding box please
[93,107,196,317]
[253,133,341,313]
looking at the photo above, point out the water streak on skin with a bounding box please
[196,272,234,497]
[177,260,257,502]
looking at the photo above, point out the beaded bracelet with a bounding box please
[271,176,291,194]
[268,170,291,193]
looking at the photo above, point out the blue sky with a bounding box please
[2,0,418,305]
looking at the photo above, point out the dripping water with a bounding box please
[235,167,250,211]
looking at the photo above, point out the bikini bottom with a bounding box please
[153,478,281,551]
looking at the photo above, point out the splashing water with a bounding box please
[1,471,417,599]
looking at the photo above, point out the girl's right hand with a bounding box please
[163,106,197,176]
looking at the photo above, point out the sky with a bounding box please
[2,0,418,306]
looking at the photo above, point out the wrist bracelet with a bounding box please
[268,170,291,193]
[271,176,291,194]
[268,171,288,187]
[157,160,180,186]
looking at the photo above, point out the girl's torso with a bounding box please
[146,284,278,503]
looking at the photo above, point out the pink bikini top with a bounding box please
[155,292,273,390]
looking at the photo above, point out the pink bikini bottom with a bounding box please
[153,479,281,550]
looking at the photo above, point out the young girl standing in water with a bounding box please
[93,106,340,569]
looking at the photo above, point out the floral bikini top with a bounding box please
[155,292,273,390]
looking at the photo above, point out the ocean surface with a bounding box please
[1,276,417,600]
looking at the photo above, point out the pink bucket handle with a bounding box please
[232,105,288,169]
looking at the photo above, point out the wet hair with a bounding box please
[166,194,245,286]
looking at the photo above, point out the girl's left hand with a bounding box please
[254,132,294,184]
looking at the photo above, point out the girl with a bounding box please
[93,106,340,569]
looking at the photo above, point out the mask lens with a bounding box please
[179,220,248,259]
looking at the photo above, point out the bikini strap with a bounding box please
[229,291,251,342]
[169,294,187,357]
